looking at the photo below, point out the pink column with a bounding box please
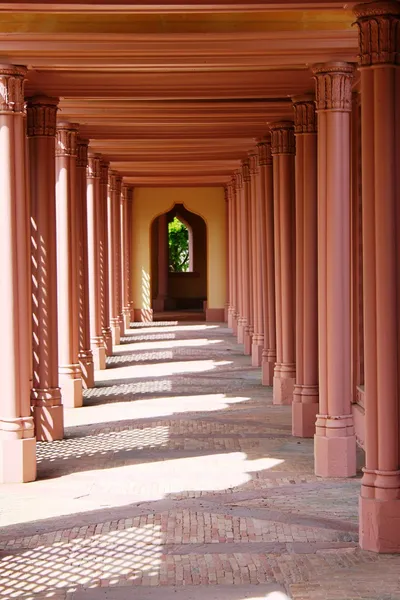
[99,161,112,354]
[27,95,64,442]
[108,171,123,345]
[76,138,94,389]
[249,152,264,366]
[121,184,131,332]
[0,65,36,482]
[292,96,319,437]
[354,1,400,552]
[153,213,168,313]
[230,179,239,335]
[258,140,277,386]
[235,170,245,343]
[127,187,135,322]
[270,122,296,404]
[55,123,83,408]
[227,182,235,329]
[87,154,106,370]
[238,161,253,355]
[224,188,230,322]
[313,62,356,477]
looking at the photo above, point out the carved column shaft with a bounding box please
[121,184,132,331]
[354,0,400,552]
[292,96,319,437]
[100,161,112,355]
[270,121,296,405]
[108,171,123,345]
[249,152,264,366]
[27,95,64,442]
[313,61,356,477]
[87,154,106,370]
[258,140,276,386]
[0,66,36,482]
[234,170,245,344]
[56,122,83,408]
[227,183,235,329]
[76,139,94,388]
[238,161,253,355]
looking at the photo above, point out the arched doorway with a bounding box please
[151,203,207,319]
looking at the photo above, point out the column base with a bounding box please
[32,405,64,441]
[122,307,131,332]
[92,345,106,370]
[292,385,319,437]
[314,415,356,477]
[59,374,83,408]
[232,313,238,335]
[31,387,63,441]
[262,357,275,386]
[251,342,263,367]
[79,351,95,389]
[237,319,245,344]
[227,308,234,329]
[103,328,113,355]
[360,490,400,553]
[244,328,252,355]
[0,436,36,483]
[273,364,295,404]
[111,322,121,346]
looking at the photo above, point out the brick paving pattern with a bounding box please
[0,322,399,599]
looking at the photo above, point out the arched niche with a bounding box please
[151,203,207,313]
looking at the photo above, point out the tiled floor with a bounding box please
[1,322,400,599]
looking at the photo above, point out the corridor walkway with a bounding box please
[1,323,400,600]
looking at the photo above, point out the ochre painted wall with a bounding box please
[131,187,226,313]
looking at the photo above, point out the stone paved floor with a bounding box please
[1,322,400,599]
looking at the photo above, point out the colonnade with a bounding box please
[226,1,400,552]
[0,86,133,485]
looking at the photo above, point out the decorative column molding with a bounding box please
[291,95,319,438]
[108,170,123,345]
[55,122,82,408]
[87,153,106,370]
[121,184,132,331]
[269,121,296,404]
[76,138,94,388]
[354,0,400,552]
[240,159,253,355]
[0,65,36,482]
[99,160,112,354]
[249,151,264,366]
[27,95,64,442]
[313,61,356,477]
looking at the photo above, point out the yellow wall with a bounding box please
[131,187,226,311]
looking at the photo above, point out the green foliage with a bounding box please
[168,217,189,272]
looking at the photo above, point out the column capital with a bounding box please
[248,152,259,175]
[269,121,295,155]
[257,139,272,166]
[76,138,89,168]
[234,169,243,190]
[87,153,101,179]
[242,159,251,182]
[56,122,78,157]
[354,1,400,66]
[0,64,26,114]
[109,170,122,193]
[312,62,355,112]
[292,95,317,134]
[99,160,109,184]
[26,95,59,137]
